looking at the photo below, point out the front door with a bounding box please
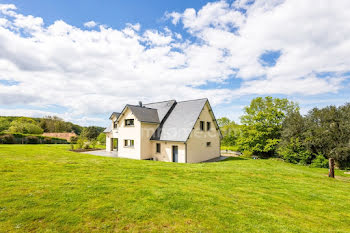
[172,146,178,162]
[113,138,118,151]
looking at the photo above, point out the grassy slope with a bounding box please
[0,145,349,232]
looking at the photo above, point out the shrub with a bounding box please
[91,139,97,149]
[83,141,91,149]
[278,137,312,165]
[26,136,39,144]
[242,150,253,158]
[310,153,329,168]
[221,145,239,151]
[97,133,106,144]
[0,134,15,144]
[43,137,52,144]
[77,138,85,149]
[70,136,78,144]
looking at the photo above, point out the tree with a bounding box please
[8,117,43,134]
[40,116,73,133]
[69,123,83,135]
[279,103,350,168]
[0,118,11,132]
[217,117,241,146]
[97,132,106,144]
[303,105,350,168]
[237,96,299,157]
[278,111,313,164]
[217,117,231,127]
[80,126,100,140]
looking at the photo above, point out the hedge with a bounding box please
[0,133,68,144]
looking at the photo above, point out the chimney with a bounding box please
[139,101,143,107]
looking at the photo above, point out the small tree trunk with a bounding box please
[328,158,335,178]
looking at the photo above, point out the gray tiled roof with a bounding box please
[106,98,217,142]
[150,98,208,142]
[127,105,160,123]
[103,124,112,133]
[144,100,176,122]
[104,112,121,132]
[109,112,121,120]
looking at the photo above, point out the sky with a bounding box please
[0,0,350,127]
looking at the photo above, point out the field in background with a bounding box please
[0,145,349,232]
[221,145,240,152]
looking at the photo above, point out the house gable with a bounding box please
[115,107,142,159]
[116,105,159,124]
[150,98,208,142]
[186,101,221,163]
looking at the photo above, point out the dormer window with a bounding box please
[207,122,211,131]
[113,121,118,129]
[125,119,134,126]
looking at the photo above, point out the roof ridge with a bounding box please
[177,98,208,103]
[143,99,176,105]
[126,104,157,110]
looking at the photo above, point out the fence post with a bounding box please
[328,158,335,178]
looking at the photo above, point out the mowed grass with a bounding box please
[0,145,349,232]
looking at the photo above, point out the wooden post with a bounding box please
[328,158,335,178]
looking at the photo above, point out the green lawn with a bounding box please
[0,145,349,232]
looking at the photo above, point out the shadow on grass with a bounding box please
[220,157,248,162]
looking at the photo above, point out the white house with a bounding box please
[104,98,222,163]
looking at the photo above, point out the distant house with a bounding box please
[104,98,222,163]
[42,132,77,142]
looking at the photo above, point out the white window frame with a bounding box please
[124,139,135,148]
[125,119,134,126]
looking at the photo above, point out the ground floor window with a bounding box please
[124,139,134,148]
[156,143,161,153]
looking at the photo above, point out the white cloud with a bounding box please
[0,1,350,125]
[166,11,181,25]
[174,1,245,32]
[126,23,141,31]
[143,29,173,46]
[169,0,350,92]
[0,4,16,15]
[83,20,97,28]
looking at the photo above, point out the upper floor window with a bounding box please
[125,119,134,126]
[113,121,118,129]
[156,143,161,153]
[200,121,204,131]
[207,122,211,131]
[207,142,211,147]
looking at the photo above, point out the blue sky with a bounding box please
[0,0,350,126]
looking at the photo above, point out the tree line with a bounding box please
[219,96,350,169]
[0,116,105,139]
